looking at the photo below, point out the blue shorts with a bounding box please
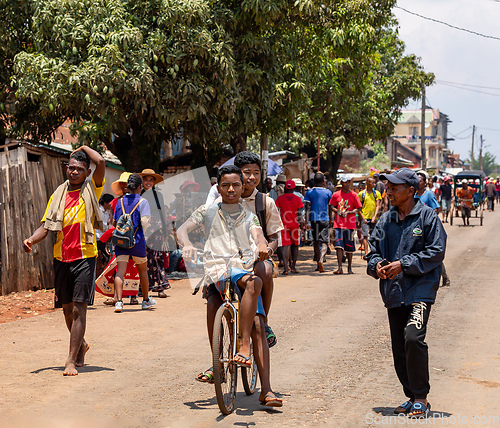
[334,228,355,253]
[207,267,266,317]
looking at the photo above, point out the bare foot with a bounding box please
[76,341,89,367]
[63,359,78,376]
[348,269,354,274]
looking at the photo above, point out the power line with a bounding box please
[436,81,500,98]
[478,127,500,132]
[395,6,500,41]
[436,79,500,91]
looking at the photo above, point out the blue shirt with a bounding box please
[304,187,332,221]
[415,190,440,210]
[113,193,150,257]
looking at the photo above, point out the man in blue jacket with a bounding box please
[366,168,447,418]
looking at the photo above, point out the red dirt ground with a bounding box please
[0,289,57,324]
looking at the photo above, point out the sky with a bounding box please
[393,0,500,164]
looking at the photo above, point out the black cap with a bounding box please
[380,168,420,189]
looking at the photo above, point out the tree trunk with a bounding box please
[230,133,247,154]
[260,132,269,192]
[106,128,162,172]
[328,148,344,185]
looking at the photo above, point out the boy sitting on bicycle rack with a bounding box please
[177,165,283,407]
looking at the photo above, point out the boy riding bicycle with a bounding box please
[177,165,283,407]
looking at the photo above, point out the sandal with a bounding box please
[196,367,214,383]
[260,392,283,407]
[408,401,431,418]
[265,326,277,348]
[394,400,413,414]
[103,298,116,306]
[158,290,167,298]
[234,353,252,367]
[130,296,139,305]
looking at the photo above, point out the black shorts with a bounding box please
[310,221,330,243]
[334,228,355,253]
[53,257,96,308]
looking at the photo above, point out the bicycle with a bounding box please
[196,250,258,414]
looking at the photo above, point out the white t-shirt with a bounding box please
[205,185,220,206]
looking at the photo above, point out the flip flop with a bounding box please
[333,270,343,275]
[103,298,116,306]
[408,401,431,418]
[234,353,252,367]
[260,392,283,407]
[265,326,277,348]
[196,367,214,383]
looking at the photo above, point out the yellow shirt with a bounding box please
[42,178,104,262]
[358,189,382,220]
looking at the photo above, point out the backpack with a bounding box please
[361,189,378,205]
[112,198,144,249]
[255,191,268,240]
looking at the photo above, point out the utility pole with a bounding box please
[471,125,475,170]
[420,85,426,170]
[479,135,484,172]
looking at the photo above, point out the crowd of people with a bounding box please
[20,144,494,415]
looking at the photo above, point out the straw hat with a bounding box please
[139,168,164,185]
[292,178,305,187]
[111,171,132,196]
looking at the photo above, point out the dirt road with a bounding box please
[1,210,499,427]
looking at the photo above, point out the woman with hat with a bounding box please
[139,169,171,299]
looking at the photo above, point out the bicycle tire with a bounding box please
[213,305,237,414]
[241,342,258,395]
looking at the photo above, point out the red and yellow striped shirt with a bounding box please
[41,178,104,262]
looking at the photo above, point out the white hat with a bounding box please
[339,174,350,183]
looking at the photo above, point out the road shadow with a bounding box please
[184,390,286,419]
[372,406,453,419]
[30,365,114,374]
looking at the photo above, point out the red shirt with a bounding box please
[329,190,362,230]
[276,193,304,228]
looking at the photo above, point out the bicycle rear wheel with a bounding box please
[241,342,258,395]
[213,305,237,414]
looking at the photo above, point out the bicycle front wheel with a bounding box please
[213,305,237,414]
[241,342,258,395]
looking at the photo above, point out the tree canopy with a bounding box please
[3,0,434,172]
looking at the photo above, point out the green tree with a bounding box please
[12,0,239,171]
[468,151,499,176]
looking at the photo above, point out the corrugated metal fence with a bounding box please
[0,145,66,295]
